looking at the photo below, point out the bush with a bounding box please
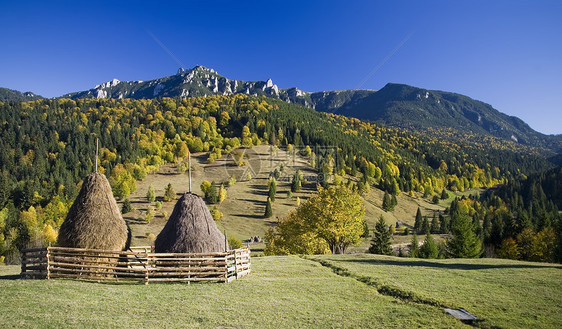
[228,236,243,249]
[163,183,176,202]
[121,199,132,214]
[146,185,156,202]
[146,206,155,224]
[155,201,162,210]
[210,207,223,220]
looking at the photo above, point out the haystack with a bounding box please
[155,193,226,253]
[57,172,129,250]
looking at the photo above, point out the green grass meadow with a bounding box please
[1,254,561,328]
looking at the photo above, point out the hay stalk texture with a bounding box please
[57,172,129,251]
[155,193,226,253]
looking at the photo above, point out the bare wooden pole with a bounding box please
[95,138,99,172]
[188,151,192,193]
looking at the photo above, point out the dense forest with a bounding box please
[0,95,559,263]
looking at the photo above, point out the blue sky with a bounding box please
[1,0,561,134]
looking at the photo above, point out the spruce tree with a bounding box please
[382,192,391,211]
[121,199,132,214]
[391,194,398,209]
[268,178,277,202]
[369,215,393,255]
[430,214,440,233]
[146,184,156,202]
[441,188,448,200]
[439,213,450,234]
[422,216,430,234]
[410,234,419,258]
[264,197,273,218]
[163,183,176,202]
[446,214,482,258]
[207,181,218,204]
[419,232,439,259]
[414,207,422,233]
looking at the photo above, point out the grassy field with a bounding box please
[1,255,560,328]
[120,145,460,252]
[308,254,562,329]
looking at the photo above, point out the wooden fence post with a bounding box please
[144,250,149,285]
[46,247,51,280]
[20,249,26,279]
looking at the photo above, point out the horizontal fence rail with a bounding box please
[21,246,250,284]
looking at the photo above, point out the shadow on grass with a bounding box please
[0,274,20,280]
[232,214,264,219]
[339,258,562,271]
[238,198,267,206]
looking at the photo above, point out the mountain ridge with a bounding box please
[0,87,44,102]
[4,65,561,152]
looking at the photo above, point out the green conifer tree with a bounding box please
[446,214,482,258]
[419,232,439,259]
[410,234,419,258]
[369,215,393,255]
[264,197,273,218]
[414,207,422,233]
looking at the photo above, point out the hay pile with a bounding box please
[155,193,226,253]
[57,172,129,251]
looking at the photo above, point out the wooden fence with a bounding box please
[20,246,250,284]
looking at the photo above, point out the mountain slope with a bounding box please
[328,83,562,151]
[60,65,561,152]
[62,65,374,110]
[0,87,43,102]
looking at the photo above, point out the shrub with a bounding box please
[210,207,223,220]
[228,236,243,249]
[122,199,132,214]
[163,183,176,202]
[146,185,156,202]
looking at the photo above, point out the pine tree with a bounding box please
[414,207,422,233]
[382,191,391,211]
[264,197,273,218]
[207,181,218,204]
[410,234,419,258]
[447,214,482,258]
[361,220,370,238]
[441,188,448,200]
[422,216,430,234]
[268,178,277,202]
[146,184,156,202]
[439,213,449,234]
[121,199,132,214]
[419,232,439,259]
[369,215,393,255]
[430,214,440,234]
[163,183,176,202]
[391,194,397,209]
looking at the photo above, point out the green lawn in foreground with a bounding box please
[0,256,463,328]
[309,254,562,329]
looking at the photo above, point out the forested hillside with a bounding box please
[0,87,43,102]
[0,95,558,263]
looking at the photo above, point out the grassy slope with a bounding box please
[0,257,464,329]
[309,254,562,329]
[2,255,560,328]
[122,145,462,251]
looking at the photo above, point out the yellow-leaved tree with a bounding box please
[265,185,365,255]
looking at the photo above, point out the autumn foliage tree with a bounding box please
[265,185,365,255]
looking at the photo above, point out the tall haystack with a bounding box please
[57,172,129,250]
[155,193,226,253]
